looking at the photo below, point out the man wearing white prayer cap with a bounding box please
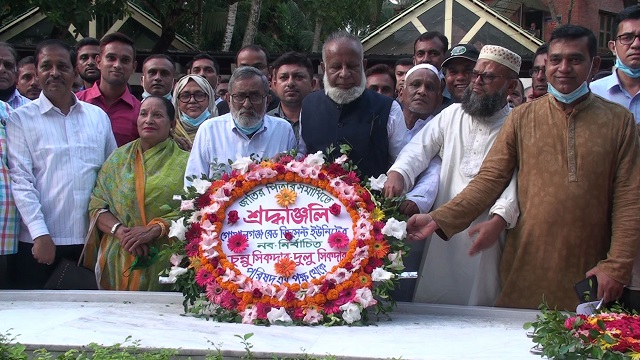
[384,45,521,306]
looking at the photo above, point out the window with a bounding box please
[599,11,615,52]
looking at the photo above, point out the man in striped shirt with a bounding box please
[0,100,18,289]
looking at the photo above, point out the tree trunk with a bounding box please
[222,2,238,52]
[242,0,263,46]
[311,18,322,54]
[194,0,203,47]
[50,24,67,39]
[152,23,178,53]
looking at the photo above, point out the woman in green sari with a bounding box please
[86,96,188,291]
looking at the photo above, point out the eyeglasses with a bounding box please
[230,94,266,105]
[470,71,507,84]
[178,92,208,103]
[617,33,640,45]
[528,66,545,77]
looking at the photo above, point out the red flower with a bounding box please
[185,223,202,242]
[223,188,231,197]
[284,232,293,241]
[369,257,384,268]
[252,288,262,298]
[220,290,240,309]
[235,180,244,188]
[317,172,327,180]
[356,240,366,248]
[185,240,200,257]
[256,302,271,319]
[196,193,211,208]
[278,155,294,164]
[343,171,360,185]
[328,232,349,249]
[325,163,347,177]
[227,210,239,225]
[283,289,296,302]
[292,307,305,320]
[364,265,374,274]
[564,317,577,329]
[329,203,341,216]
[227,233,248,253]
[216,267,225,275]
[323,300,341,314]
[221,173,230,181]
[195,268,215,287]
[344,262,354,271]
[274,164,286,174]
[208,214,218,223]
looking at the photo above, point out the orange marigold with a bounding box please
[326,289,339,301]
[274,257,297,278]
[284,173,295,182]
[289,283,301,292]
[313,293,327,304]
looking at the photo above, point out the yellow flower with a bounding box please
[371,208,384,221]
[275,187,298,207]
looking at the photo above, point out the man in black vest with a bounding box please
[299,32,404,179]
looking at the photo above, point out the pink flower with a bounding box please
[195,268,215,287]
[227,233,248,253]
[220,290,240,310]
[256,302,272,319]
[227,210,239,225]
[284,232,293,241]
[185,239,200,257]
[565,317,578,329]
[329,203,341,216]
[205,283,223,303]
[328,232,349,249]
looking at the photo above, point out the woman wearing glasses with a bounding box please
[172,74,218,148]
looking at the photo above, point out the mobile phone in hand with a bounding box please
[574,275,599,303]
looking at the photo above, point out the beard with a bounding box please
[460,85,507,120]
[323,71,366,104]
[231,107,263,128]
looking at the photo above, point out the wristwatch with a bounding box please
[110,222,122,235]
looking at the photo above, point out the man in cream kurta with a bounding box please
[386,45,522,306]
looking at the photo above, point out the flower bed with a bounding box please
[163,150,408,326]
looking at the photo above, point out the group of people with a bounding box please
[0,4,640,313]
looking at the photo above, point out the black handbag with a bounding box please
[43,212,101,290]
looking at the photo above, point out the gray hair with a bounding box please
[322,31,363,64]
[229,66,269,94]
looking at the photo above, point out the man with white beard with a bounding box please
[185,66,296,184]
[299,32,404,178]
[384,45,521,306]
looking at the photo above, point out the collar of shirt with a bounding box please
[37,91,80,115]
[83,80,138,109]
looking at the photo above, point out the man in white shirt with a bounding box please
[390,63,443,301]
[0,42,30,109]
[185,66,296,184]
[384,45,521,306]
[591,5,640,131]
[590,5,640,311]
[7,39,117,289]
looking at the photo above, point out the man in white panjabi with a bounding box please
[384,45,521,306]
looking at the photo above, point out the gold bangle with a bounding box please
[156,222,167,238]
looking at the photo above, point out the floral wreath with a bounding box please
[526,304,640,359]
[163,150,409,326]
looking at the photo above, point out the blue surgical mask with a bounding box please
[547,61,593,104]
[180,109,211,127]
[233,118,263,136]
[615,56,640,78]
[142,91,173,101]
[547,82,589,104]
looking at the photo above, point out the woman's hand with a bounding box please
[121,225,161,254]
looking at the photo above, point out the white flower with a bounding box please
[168,217,187,241]
[303,309,322,324]
[340,302,362,324]
[221,267,237,282]
[387,251,405,271]
[334,154,348,164]
[169,254,184,267]
[241,306,257,324]
[191,178,212,195]
[211,188,229,203]
[325,268,350,284]
[303,151,325,167]
[267,307,293,324]
[354,288,377,308]
[369,174,388,191]
[167,266,188,282]
[371,267,394,282]
[381,218,407,239]
[180,200,195,211]
[231,155,254,174]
